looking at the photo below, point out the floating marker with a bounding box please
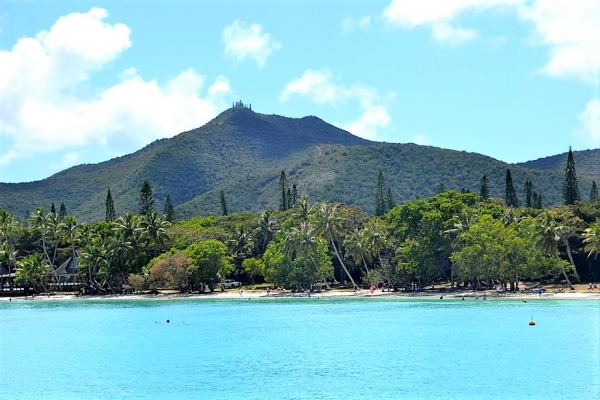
[529,316,535,326]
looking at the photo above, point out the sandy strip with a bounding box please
[2,288,600,302]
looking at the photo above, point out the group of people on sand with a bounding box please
[589,282,598,289]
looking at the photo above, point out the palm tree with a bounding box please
[583,219,600,258]
[104,233,135,292]
[29,208,61,288]
[290,196,313,223]
[114,212,141,250]
[283,220,320,286]
[80,239,107,293]
[532,212,574,290]
[253,209,279,253]
[229,225,255,276]
[138,211,171,256]
[312,202,356,288]
[0,210,22,288]
[17,253,49,293]
[344,229,373,274]
[443,209,477,288]
[60,215,80,286]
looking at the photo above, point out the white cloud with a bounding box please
[280,68,394,141]
[222,20,281,67]
[517,0,600,83]
[382,0,521,45]
[341,16,371,33]
[573,99,600,146]
[411,134,433,146]
[0,8,232,171]
[431,22,477,46]
[381,0,600,81]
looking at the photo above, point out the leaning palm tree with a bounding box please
[532,212,574,290]
[582,219,600,259]
[60,215,80,286]
[312,202,356,288]
[29,208,61,289]
[344,228,373,274]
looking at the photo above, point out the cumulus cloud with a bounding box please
[222,20,281,67]
[517,0,600,83]
[0,8,232,172]
[381,0,520,45]
[381,0,600,82]
[573,99,600,146]
[280,68,394,141]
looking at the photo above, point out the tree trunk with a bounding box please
[330,236,356,288]
[556,255,574,290]
[563,241,581,283]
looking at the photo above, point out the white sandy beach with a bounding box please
[3,287,600,302]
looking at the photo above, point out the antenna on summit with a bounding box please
[232,100,251,110]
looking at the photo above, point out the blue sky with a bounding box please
[0,0,598,183]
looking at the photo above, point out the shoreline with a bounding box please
[2,288,600,302]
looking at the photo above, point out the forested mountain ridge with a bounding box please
[0,106,597,221]
[517,149,600,183]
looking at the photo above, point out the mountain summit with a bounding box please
[0,107,597,221]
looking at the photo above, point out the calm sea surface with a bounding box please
[1,296,599,399]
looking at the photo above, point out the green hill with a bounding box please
[0,107,596,221]
[517,149,600,184]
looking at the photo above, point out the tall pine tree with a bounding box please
[562,147,580,205]
[480,175,489,201]
[220,190,228,216]
[291,183,298,207]
[163,195,175,222]
[375,171,387,216]
[590,181,599,202]
[138,180,156,216]
[105,189,116,222]
[278,171,288,211]
[386,188,395,211]
[525,180,533,208]
[58,202,67,221]
[505,169,518,207]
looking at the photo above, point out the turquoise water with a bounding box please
[1,297,599,399]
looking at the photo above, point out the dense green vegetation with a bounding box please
[3,183,600,295]
[1,107,597,221]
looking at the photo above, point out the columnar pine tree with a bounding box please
[50,203,56,214]
[220,190,228,216]
[58,203,67,221]
[278,171,288,211]
[375,171,387,216]
[105,189,116,222]
[291,183,298,207]
[505,169,518,207]
[163,195,175,222]
[562,147,580,205]
[436,183,446,194]
[286,188,292,210]
[590,181,598,202]
[386,188,395,211]
[480,175,489,201]
[525,180,533,208]
[533,192,543,209]
[138,180,156,216]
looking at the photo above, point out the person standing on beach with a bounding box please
[239,288,243,297]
